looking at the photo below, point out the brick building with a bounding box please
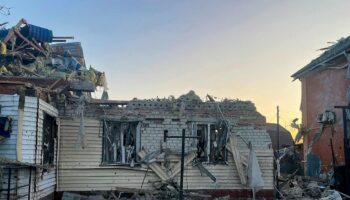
[292,37,350,184]
[56,92,274,199]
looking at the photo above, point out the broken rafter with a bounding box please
[229,135,247,185]
[138,150,169,181]
[14,30,47,55]
[3,18,27,43]
[226,145,248,167]
[168,151,197,179]
[195,161,216,182]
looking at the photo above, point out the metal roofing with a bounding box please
[292,36,350,79]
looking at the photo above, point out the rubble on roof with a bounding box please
[0,19,107,91]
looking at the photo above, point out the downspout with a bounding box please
[33,97,40,194]
[56,118,60,191]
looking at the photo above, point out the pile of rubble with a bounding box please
[0,19,107,89]
[279,175,348,200]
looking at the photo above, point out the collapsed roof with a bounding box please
[0,18,107,92]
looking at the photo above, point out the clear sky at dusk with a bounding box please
[3,0,350,135]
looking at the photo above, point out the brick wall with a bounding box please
[58,98,270,152]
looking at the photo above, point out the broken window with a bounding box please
[42,113,57,165]
[196,124,209,162]
[195,123,227,163]
[102,121,139,164]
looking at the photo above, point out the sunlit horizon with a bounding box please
[4,0,350,138]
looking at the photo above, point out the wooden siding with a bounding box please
[0,95,59,200]
[0,95,19,160]
[58,118,274,192]
[0,168,18,200]
[35,100,58,199]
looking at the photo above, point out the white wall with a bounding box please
[0,95,58,200]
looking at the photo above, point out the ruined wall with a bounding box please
[58,118,273,192]
[301,67,350,175]
[57,99,274,192]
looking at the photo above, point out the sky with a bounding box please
[2,0,350,136]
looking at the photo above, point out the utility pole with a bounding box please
[276,106,280,197]
[277,106,280,151]
[164,129,200,200]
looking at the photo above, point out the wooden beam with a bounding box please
[138,150,169,181]
[69,80,95,92]
[168,151,197,179]
[196,162,216,182]
[229,135,246,184]
[14,29,46,55]
[3,18,27,43]
[226,145,248,167]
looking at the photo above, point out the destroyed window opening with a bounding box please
[101,120,140,166]
[42,112,57,166]
[195,123,227,164]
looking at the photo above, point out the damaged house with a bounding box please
[292,36,350,193]
[0,19,105,199]
[56,91,274,199]
[0,81,59,200]
[0,19,275,199]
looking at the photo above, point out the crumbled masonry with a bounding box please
[3,18,335,200]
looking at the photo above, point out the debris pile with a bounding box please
[279,176,348,199]
[0,19,106,88]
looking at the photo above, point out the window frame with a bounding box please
[193,122,228,164]
[101,120,141,166]
[42,112,57,166]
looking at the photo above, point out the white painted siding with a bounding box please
[0,168,18,200]
[0,94,22,200]
[0,95,58,200]
[58,118,274,192]
[0,95,19,160]
[34,100,58,199]
[22,97,38,164]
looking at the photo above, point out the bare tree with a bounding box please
[0,5,10,16]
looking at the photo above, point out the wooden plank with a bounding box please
[229,135,246,185]
[226,145,247,166]
[168,151,197,179]
[138,150,169,181]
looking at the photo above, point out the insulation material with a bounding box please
[0,42,6,55]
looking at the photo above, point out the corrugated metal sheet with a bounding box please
[20,24,53,43]
[0,29,9,40]
[58,118,274,191]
